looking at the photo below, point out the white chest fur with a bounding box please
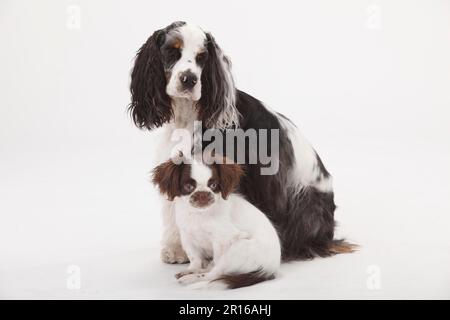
[174,200,241,259]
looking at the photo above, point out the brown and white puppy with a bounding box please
[152,159,281,289]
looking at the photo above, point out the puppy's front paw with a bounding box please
[175,270,194,279]
[161,245,189,264]
[178,273,206,285]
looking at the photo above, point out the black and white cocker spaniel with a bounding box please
[129,21,353,263]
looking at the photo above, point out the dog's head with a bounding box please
[152,158,243,210]
[129,21,238,129]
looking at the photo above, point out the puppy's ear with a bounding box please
[198,33,238,129]
[152,160,183,200]
[215,161,244,199]
[129,29,172,130]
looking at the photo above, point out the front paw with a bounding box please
[177,273,207,285]
[175,269,194,279]
[161,245,189,264]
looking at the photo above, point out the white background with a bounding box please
[1,0,449,299]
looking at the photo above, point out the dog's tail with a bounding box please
[328,239,359,255]
[187,270,275,290]
[282,238,359,261]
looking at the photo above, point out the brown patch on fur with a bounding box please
[328,240,359,254]
[212,158,244,199]
[152,160,191,200]
[216,270,275,289]
[172,39,182,49]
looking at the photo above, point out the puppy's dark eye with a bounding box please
[183,183,195,194]
[208,182,219,191]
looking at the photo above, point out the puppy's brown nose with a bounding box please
[190,191,214,208]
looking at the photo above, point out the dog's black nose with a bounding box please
[179,70,198,90]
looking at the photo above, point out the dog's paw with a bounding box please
[175,270,194,279]
[178,273,206,285]
[161,245,189,264]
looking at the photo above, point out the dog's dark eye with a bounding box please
[208,181,219,191]
[196,51,208,66]
[182,183,195,194]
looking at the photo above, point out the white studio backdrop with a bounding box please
[0,0,449,299]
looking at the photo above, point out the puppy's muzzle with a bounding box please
[190,191,214,208]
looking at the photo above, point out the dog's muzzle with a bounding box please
[189,191,214,208]
[179,70,198,91]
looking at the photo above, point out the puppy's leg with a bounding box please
[175,235,207,280]
[177,272,210,285]
[177,264,222,286]
[178,241,231,286]
[175,262,213,279]
[160,199,189,264]
[174,257,204,279]
[213,230,250,262]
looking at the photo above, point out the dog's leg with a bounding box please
[175,267,209,280]
[176,259,214,280]
[160,199,189,264]
[213,230,250,262]
[178,240,233,286]
[175,233,210,279]
[177,272,210,285]
[177,266,221,286]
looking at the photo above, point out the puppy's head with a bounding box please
[152,159,243,209]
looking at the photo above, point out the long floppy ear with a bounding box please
[129,30,173,129]
[152,160,184,200]
[198,33,239,129]
[215,161,244,199]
